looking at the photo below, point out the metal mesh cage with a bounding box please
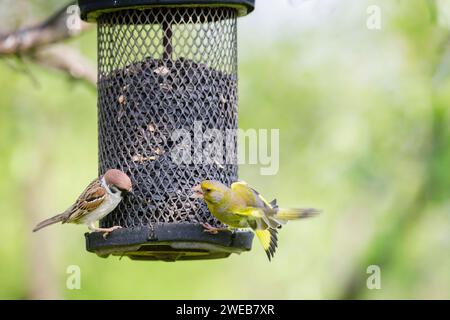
[98,7,237,228]
[82,4,254,261]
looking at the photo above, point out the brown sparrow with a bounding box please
[33,169,132,238]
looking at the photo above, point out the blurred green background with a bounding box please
[0,0,449,299]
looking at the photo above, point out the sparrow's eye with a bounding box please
[204,188,211,193]
[110,185,118,194]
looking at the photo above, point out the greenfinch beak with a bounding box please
[191,184,204,199]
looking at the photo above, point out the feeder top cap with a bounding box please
[78,0,255,22]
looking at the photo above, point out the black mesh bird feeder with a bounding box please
[79,0,255,261]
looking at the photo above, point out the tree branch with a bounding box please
[0,2,91,55]
[32,45,97,86]
[0,2,96,86]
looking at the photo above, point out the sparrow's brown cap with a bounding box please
[104,169,132,193]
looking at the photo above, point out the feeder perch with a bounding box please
[79,0,255,261]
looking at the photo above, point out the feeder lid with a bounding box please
[78,0,255,22]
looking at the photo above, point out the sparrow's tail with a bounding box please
[33,213,66,232]
[274,207,320,221]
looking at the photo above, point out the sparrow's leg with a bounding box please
[88,223,122,239]
[201,223,229,234]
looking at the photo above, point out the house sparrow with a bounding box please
[192,180,320,261]
[33,169,132,239]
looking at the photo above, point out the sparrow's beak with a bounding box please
[191,184,204,199]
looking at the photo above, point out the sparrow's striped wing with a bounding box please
[64,178,107,223]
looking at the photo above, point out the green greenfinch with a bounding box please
[192,180,320,260]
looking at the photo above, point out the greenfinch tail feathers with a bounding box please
[254,228,278,261]
[275,208,320,221]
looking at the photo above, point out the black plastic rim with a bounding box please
[78,0,255,21]
[85,224,254,261]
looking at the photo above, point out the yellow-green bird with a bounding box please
[192,180,320,260]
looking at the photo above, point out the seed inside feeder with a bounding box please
[98,57,238,228]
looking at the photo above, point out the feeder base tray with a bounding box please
[85,223,254,261]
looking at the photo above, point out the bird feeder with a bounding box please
[79,0,255,261]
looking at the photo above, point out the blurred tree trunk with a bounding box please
[23,149,61,299]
